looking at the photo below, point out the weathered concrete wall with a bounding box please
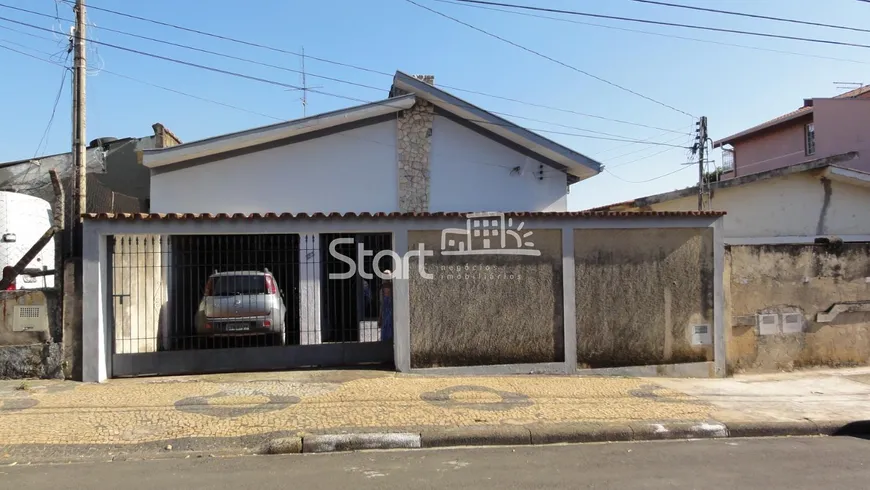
[575,228,714,368]
[408,229,563,368]
[62,259,81,380]
[0,289,63,379]
[0,343,63,379]
[0,290,57,345]
[728,243,870,372]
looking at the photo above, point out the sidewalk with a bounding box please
[0,368,868,461]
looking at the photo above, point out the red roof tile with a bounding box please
[715,84,870,146]
[83,211,725,221]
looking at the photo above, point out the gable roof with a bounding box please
[390,71,601,182]
[586,152,862,211]
[713,85,870,148]
[143,72,602,182]
[142,95,416,170]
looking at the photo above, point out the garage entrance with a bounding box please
[108,233,394,377]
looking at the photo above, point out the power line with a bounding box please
[0,42,567,174]
[55,0,393,77]
[0,38,62,65]
[0,16,691,148]
[2,39,618,176]
[448,0,870,50]
[0,23,65,50]
[601,131,691,160]
[0,38,286,121]
[441,84,691,133]
[594,127,690,157]
[0,29,68,61]
[7,21,673,143]
[432,0,870,66]
[608,145,681,169]
[0,3,388,93]
[488,110,689,141]
[0,4,693,141]
[38,1,690,134]
[605,164,691,183]
[100,70,286,122]
[628,0,870,34]
[32,50,70,158]
[404,0,695,118]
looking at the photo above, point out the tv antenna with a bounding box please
[285,46,323,117]
[834,81,864,92]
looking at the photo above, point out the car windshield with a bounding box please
[210,275,265,296]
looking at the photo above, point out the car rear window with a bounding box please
[209,275,266,296]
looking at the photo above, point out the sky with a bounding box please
[0,0,868,210]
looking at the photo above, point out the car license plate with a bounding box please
[225,323,249,332]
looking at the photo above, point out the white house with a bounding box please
[143,72,602,215]
[589,152,870,244]
[123,73,605,351]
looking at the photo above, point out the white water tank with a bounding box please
[0,192,55,289]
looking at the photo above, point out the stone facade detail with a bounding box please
[397,99,434,213]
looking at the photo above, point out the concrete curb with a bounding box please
[260,420,870,455]
[421,425,531,448]
[262,437,303,455]
[726,420,820,438]
[301,433,421,454]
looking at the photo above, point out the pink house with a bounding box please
[714,85,870,179]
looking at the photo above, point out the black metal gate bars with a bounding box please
[109,233,394,377]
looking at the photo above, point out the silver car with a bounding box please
[194,270,287,345]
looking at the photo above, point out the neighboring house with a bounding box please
[590,153,870,374]
[715,85,870,179]
[143,72,602,214]
[588,152,869,244]
[0,123,181,214]
[0,124,181,380]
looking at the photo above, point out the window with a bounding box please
[207,275,267,296]
[721,148,735,172]
[805,123,815,155]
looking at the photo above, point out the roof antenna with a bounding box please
[833,81,863,93]
[285,46,323,117]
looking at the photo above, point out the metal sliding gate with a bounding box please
[108,233,394,377]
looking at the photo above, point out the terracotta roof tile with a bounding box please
[715,84,870,146]
[83,211,725,221]
[835,84,870,99]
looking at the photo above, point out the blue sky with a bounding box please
[0,0,868,210]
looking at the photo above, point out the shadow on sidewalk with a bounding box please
[833,421,870,440]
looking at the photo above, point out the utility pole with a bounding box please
[73,0,87,229]
[694,116,708,211]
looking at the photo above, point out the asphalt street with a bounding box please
[3,437,869,489]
